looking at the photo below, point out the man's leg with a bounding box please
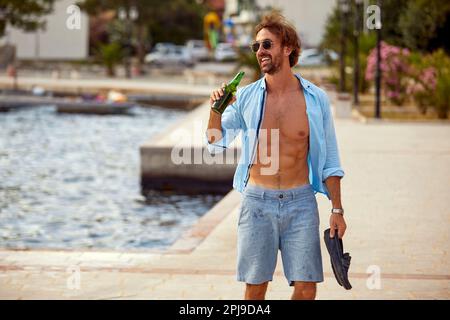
[237,187,279,300]
[281,186,323,300]
[291,281,316,300]
[245,282,269,300]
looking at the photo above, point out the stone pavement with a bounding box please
[0,75,218,96]
[1,116,449,299]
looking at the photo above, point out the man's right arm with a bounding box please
[206,110,223,144]
[206,83,237,145]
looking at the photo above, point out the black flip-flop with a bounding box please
[324,228,352,290]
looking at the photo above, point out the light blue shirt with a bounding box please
[205,74,344,199]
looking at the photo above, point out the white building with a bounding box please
[1,0,88,60]
[225,0,336,48]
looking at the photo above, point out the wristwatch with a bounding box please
[331,208,344,215]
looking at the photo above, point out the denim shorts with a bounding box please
[237,183,324,286]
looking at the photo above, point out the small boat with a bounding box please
[56,101,136,115]
[127,94,205,110]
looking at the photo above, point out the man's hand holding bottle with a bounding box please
[209,71,244,115]
[207,71,244,145]
[209,82,237,115]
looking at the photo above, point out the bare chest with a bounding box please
[260,90,309,141]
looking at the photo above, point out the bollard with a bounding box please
[333,92,352,118]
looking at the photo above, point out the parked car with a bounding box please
[324,49,339,62]
[145,43,194,67]
[186,40,209,61]
[297,48,326,66]
[214,43,238,62]
[297,48,339,66]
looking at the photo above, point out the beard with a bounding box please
[258,51,283,75]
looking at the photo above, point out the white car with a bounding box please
[214,43,238,62]
[186,40,209,62]
[297,48,326,66]
[324,49,339,62]
[145,44,194,67]
[297,48,339,66]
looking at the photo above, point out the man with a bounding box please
[205,13,346,300]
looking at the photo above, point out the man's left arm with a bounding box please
[322,92,346,239]
[325,176,346,239]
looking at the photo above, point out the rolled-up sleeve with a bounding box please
[321,93,345,181]
[205,92,243,154]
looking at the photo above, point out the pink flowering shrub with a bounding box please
[366,41,411,106]
[407,65,437,114]
[404,49,450,119]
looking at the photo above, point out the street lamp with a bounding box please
[339,0,350,92]
[353,0,363,106]
[118,6,139,78]
[375,0,382,118]
[129,6,138,21]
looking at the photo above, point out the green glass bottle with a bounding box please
[211,71,245,114]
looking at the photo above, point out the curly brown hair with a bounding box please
[254,12,301,68]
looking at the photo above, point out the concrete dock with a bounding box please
[0,76,217,96]
[140,101,241,194]
[0,93,206,112]
[1,110,449,299]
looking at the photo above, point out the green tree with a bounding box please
[94,41,124,77]
[148,0,206,45]
[0,0,55,37]
[320,4,377,93]
[431,51,450,119]
[377,0,410,46]
[398,0,450,53]
[322,0,450,53]
[321,0,450,94]
[78,0,206,66]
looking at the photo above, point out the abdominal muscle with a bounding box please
[247,124,310,190]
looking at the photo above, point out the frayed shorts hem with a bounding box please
[287,276,324,286]
[237,276,273,285]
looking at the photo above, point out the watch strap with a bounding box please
[331,208,344,215]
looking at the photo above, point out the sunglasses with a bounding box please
[250,39,274,53]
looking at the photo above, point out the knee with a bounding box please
[292,282,316,300]
[245,282,268,300]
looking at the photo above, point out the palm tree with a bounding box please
[94,42,124,77]
[236,48,262,82]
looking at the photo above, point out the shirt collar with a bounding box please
[258,73,316,96]
[295,74,317,96]
[258,77,266,90]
